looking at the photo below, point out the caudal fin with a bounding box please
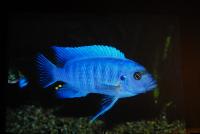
[36,54,57,88]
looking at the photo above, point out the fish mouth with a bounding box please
[146,80,157,91]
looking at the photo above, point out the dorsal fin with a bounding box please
[51,45,126,66]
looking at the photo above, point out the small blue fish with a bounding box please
[8,69,29,89]
[36,45,157,122]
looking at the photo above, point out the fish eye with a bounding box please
[120,75,126,81]
[133,72,142,80]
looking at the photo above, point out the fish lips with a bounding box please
[146,80,157,92]
[127,80,157,95]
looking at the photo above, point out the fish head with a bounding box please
[119,61,157,97]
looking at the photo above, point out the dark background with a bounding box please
[5,3,200,129]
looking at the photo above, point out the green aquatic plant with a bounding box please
[6,105,185,134]
[152,35,172,104]
[106,119,185,134]
[163,36,172,61]
[152,69,160,104]
[107,101,185,134]
[6,105,104,134]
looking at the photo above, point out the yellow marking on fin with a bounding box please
[54,84,63,90]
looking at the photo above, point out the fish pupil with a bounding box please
[134,72,142,80]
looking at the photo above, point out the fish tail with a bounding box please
[18,76,29,89]
[36,54,57,88]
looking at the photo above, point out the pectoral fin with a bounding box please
[90,95,119,123]
[95,83,121,95]
[97,83,120,90]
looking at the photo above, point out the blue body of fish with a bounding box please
[36,45,157,122]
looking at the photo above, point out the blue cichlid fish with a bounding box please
[36,45,157,122]
[8,69,29,89]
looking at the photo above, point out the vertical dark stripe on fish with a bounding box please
[67,64,72,83]
[73,63,78,86]
[80,62,85,89]
[96,61,101,92]
[113,62,118,83]
[90,61,95,89]
[76,62,81,88]
[89,62,94,89]
[105,63,109,84]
